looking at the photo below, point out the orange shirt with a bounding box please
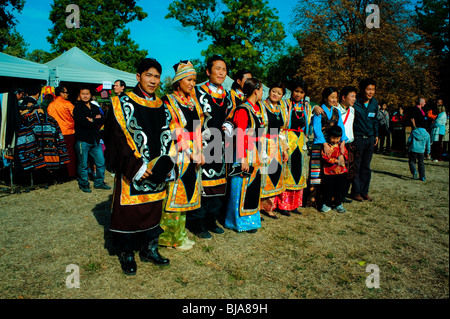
[47,96,75,135]
[427,109,437,120]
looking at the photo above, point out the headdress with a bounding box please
[172,60,196,84]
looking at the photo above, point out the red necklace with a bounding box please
[174,91,195,111]
[292,100,304,119]
[206,82,226,107]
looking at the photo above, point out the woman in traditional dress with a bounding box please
[259,82,289,219]
[224,78,264,233]
[158,61,205,251]
[272,79,312,216]
[230,69,253,112]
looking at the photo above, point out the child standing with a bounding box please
[321,125,348,213]
[407,123,431,181]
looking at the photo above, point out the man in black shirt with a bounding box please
[351,78,379,202]
[113,80,126,97]
[73,86,111,193]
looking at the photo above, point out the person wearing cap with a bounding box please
[158,61,205,251]
[103,58,176,275]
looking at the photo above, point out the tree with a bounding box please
[289,0,438,108]
[265,44,303,87]
[166,0,286,81]
[0,0,28,57]
[26,49,56,64]
[415,0,449,104]
[47,0,148,73]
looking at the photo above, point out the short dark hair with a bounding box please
[269,81,286,96]
[243,78,262,98]
[328,125,343,139]
[339,85,357,102]
[26,86,41,97]
[359,78,376,92]
[78,85,92,94]
[289,78,308,95]
[231,69,252,91]
[13,87,24,94]
[206,55,227,73]
[233,69,251,82]
[137,58,162,75]
[115,80,126,87]
[55,86,67,97]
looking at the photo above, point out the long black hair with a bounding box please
[243,78,262,98]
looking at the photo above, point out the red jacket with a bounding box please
[322,143,348,175]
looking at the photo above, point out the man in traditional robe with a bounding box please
[187,55,235,239]
[103,58,175,275]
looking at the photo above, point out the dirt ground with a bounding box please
[0,153,448,300]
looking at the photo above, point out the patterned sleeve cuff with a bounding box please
[133,160,149,181]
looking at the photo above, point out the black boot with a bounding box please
[139,237,170,266]
[119,251,137,276]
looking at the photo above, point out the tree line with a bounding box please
[1,0,448,108]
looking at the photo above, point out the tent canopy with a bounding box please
[0,52,49,81]
[45,47,137,88]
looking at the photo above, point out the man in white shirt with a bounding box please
[337,86,357,202]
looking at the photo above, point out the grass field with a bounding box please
[0,153,448,299]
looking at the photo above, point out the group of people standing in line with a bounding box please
[96,55,386,276]
[21,54,446,276]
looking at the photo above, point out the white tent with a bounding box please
[0,52,49,81]
[45,47,137,87]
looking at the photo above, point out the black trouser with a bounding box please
[352,136,375,196]
[408,152,425,179]
[431,135,444,161]
[376,126,390,153]
[322,173,345,207]
[111,226,163,253]
[186,196,223,232]
[341,173,352,199]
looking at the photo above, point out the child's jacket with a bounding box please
[321,143,348,175]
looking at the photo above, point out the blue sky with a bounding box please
[12,0,299,80]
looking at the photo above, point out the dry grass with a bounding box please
[0,154,448,299]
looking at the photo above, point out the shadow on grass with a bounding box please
[380,154,449,167]
[372,169,411,180]
[92,194,116,256]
